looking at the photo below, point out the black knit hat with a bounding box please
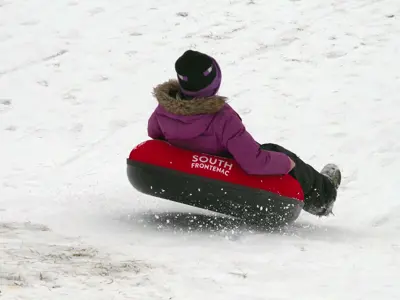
[175,50,222,98]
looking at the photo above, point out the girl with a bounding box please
[147,50,341,217]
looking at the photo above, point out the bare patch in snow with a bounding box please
[0,222,151,293]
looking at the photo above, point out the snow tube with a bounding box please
[127,140,304,226]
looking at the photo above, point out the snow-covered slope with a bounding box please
[1,0,399,299]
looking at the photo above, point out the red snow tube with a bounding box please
[127,140,304,226]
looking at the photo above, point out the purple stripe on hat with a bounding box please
[178,74,188,81]
[203,66,213,76]
[180,59,222,98]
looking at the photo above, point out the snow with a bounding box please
[1,0,400,298]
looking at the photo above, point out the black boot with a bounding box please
[318,164,341,216]
[321,164,341,189]
[305,164,341,216]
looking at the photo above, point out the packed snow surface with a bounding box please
[1,0,399,299]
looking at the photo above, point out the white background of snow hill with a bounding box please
[1,0,400,299]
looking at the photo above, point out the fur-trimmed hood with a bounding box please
[152,80,227,116]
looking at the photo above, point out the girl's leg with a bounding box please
[260,143,338,216]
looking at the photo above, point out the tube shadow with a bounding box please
[128,210,366,242]
[130,211,295,234]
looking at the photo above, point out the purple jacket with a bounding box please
[147,80,291,175]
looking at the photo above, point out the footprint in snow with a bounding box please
[70,123,83,133]
[326,51,347,59]
[239,108,252,115]
[4,125,17,131]
[109,120,129,129]
[0,99,12,113]
[20,20,39,26]
[89,7,105,16]
[92,75,109,82]
[176,12,189,17]
[0,99,12,105]
[37,80,49,87]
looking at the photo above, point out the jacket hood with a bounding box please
[151,80,228,139]
[152,79,227,115]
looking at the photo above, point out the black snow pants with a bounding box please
[260,143,337,216]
